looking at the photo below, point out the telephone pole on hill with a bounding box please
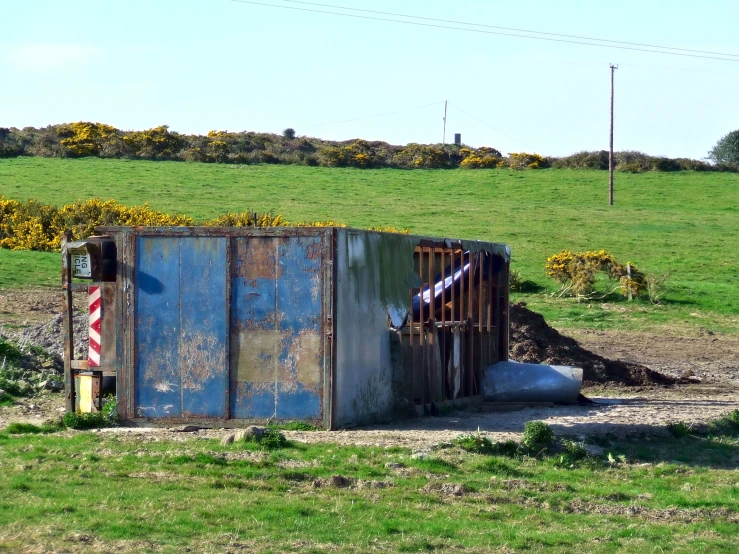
[609,64,618,206]
[442,100,448,144]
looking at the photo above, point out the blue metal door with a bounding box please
[230,235,324,421]
[134,236,228,418]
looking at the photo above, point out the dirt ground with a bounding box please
[1,288,738,447]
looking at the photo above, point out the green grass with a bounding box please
[0,426,737,553]
[2,157,738,333]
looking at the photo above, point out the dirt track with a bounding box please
[1,288,738,444]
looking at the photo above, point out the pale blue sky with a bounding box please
[2,0,738,158]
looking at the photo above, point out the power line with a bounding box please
[282,0,739,60]
[228,0,739,63]
[447,102,538,151]
[306,101,443,128]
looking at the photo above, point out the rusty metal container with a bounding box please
[69,226,510,429]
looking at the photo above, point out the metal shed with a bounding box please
[62,226,510,429]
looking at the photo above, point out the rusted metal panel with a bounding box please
[275,236,323,419]
[229,235,325,421]
[135,236,182,417]
[230,236,279,419]
[134,236,228,418]
[179,237,228,416]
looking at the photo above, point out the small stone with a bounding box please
[220,434,235,446]
[411,451,428,460]
[171,425,203,433]
[236,425,265,442]
[384,462,405,469]
[42,379,64,392]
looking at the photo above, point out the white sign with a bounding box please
[70,247,92,278]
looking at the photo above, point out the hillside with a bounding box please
[1,157,738,333]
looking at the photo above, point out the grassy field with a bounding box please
[1,423,738,553]
[1,157,738,333]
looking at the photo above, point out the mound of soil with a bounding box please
[509,302,679,386]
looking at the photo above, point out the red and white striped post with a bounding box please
[88,286,101,367]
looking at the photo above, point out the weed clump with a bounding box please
[62,396,119,430]
[522,421,554,451]
[5,421,64,434]
[269,421,317,431]
[667,421,693,438]
[453,431,496,455]
[250,428,288,450]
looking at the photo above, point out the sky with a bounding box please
[2,0,739,158]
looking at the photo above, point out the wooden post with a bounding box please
[609,64,618,206]
[61,231,75,413]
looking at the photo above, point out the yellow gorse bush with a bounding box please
[58,122,119,157]
[508,152,549,170]
[545,249,647,299]
[0,196,408,252]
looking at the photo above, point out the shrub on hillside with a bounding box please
[392,143,448,169]
[122,125,184,160]
[3,122,737,173]
[708,129,739,164]
[550,150,610,170]
[459,146,502,169]
[545,249,647,300]
[508,152,549,169]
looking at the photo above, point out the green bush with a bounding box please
[522,421,554,451]
[252,428,289,450]
[63,410,117,430]
[708,129,739,164]
[453,431,495,454]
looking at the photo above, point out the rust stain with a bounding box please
[277,330,321,390]
[231,328,278,383]
[180,331,223,391]
[305,241,321,261]
[232,238,281,279]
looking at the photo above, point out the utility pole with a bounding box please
[609,64,618,206]
[442,100,448,144]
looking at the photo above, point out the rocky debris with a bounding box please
[384,462,406,470]
[221,434,235,446]
[1,312,88,361]
[509,302,686,386]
